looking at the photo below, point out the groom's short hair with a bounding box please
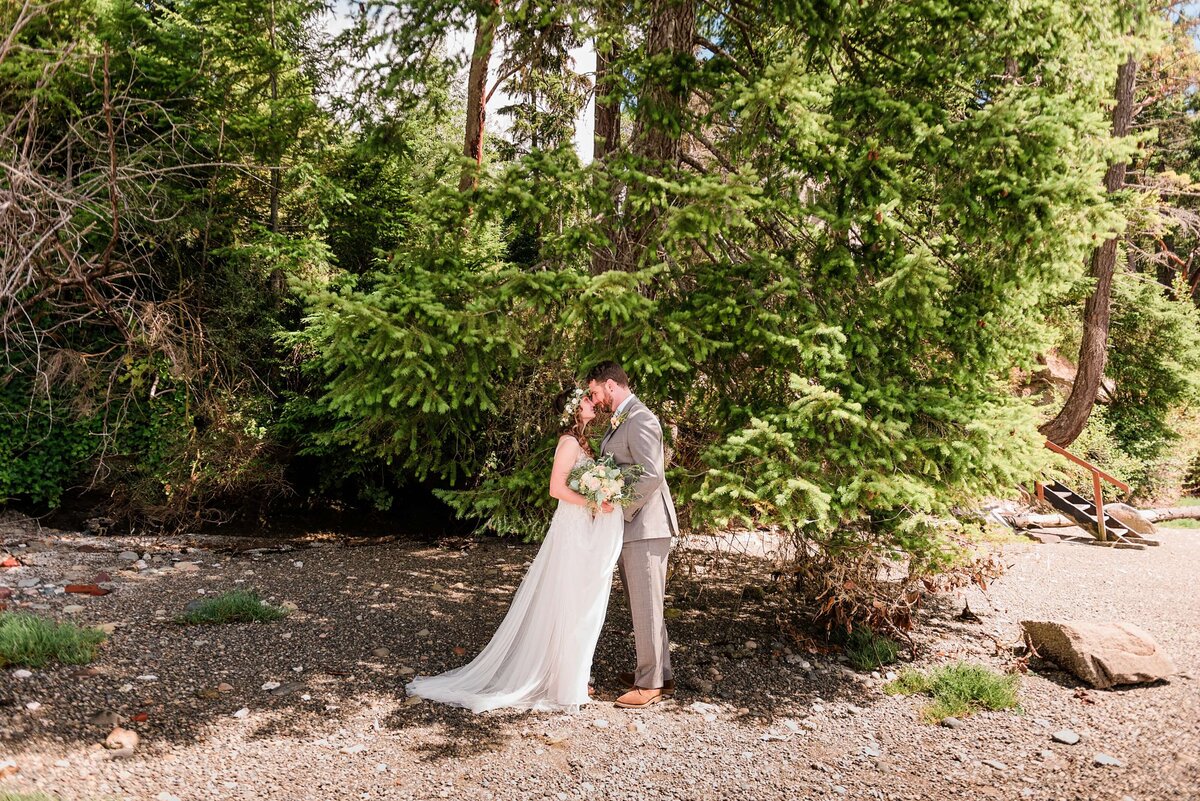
[586,360,629,388]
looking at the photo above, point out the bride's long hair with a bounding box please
[554,387,594,459]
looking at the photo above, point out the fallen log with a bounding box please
[1142,506,1200,523]
[1002,511,1076,529]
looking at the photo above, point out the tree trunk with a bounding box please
[590,0,623,274]
[608,0,695,272]
[593,0,622,165]
[629,0,695,167]
[267,0,286,298]
[1041,55,1138,447]
[460,1,500,193]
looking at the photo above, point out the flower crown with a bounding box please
[559,386,586,427]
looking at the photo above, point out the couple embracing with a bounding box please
[405,361,679,712]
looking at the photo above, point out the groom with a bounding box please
[586,360,679,709]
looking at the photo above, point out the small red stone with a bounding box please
[130,712,148,723]
[1,556,21,568]
[65,584,112,596]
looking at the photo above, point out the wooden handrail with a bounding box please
[1044,441,1129,492]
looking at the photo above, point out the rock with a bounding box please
[885,671,898,681]
[62,605,86,614]
[339,744,367,755]
[398,667,416,676]
[982,759,1008,771]
[173,562,201,572]
[0,588,11,600]
[1021,620,1178,689]
[232,707,250,719]
[592,719,609,729]
[217,683,234,692]
[627,721,647,734]
[25,701,42,712]
[1105,503,1157,537]
[1094,753,1123,767]
[1040,750,1055,760]
[941,717,962,729]
[118,551,139,561]
[13,669,33,679]
[1052,729,1081,745]
[156,792,182,801]
[136,675,158,682]
[17,578,39,588]
[0,759,18,777]
[416,628,431,638]
[686,677,714,694]
[744,639,759,650]
[261,681,280,691]
[90,710,123,727]
[133,560,148,570]
[105,727,139,751]
[373,647,391,658]
[280,601,299,612]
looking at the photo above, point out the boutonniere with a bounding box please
[610,411,629,430]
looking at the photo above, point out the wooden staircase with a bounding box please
[1034,442,1159,549]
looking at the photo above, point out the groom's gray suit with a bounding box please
[601,395,678,689]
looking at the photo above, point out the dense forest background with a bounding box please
[4,0,1200,628]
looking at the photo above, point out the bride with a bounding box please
[404,386,624,713]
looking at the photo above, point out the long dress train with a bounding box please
[404,491,624,713]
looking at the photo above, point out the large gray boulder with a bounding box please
[1021,620,1177,689]
[1104,503,1157,538]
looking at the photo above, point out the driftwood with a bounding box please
[1003,507,1200,529]
[1003,512,1076,529]
[1142,507,1200,523]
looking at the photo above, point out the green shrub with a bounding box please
[176,591,289,624]
[0,613,106,668]
[844,626,901,672]
[885,662,1021,722]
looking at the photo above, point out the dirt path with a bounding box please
[1,514,1196,801]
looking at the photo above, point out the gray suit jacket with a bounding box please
[600,396,679,543]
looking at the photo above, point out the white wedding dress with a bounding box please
[405,455,624,713]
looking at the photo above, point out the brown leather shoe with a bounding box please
[614,687,664,709]
[618,672,675,696]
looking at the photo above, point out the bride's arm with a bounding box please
[549,436,591,507]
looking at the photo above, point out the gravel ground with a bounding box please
[0,511,1196,801]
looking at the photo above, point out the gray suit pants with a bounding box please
[617,537,673,688]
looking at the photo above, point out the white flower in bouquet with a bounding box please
[567,454,646,509]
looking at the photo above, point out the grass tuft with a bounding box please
[844,625,900,671]
[176,590,288,625]
[884,661,1020,723]
[0,612,106,669]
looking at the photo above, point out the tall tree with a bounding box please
[461,0,501,191]
[1041,55,1140,446]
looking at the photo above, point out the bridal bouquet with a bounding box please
[568,455,645,508]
